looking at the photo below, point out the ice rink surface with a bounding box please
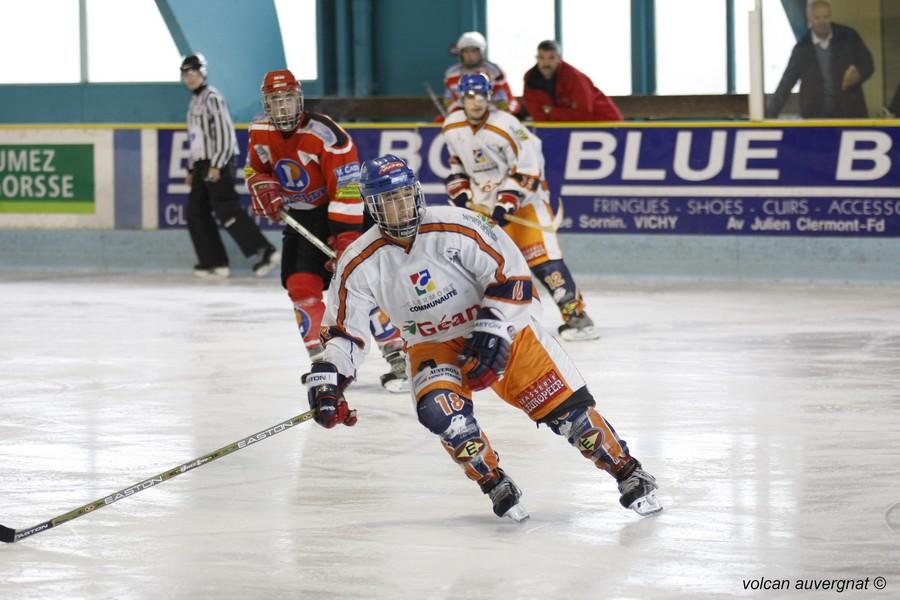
[1,273,899,599]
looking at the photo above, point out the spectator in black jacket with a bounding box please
[767,0,874,118]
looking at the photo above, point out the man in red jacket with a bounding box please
[522,40,623,122]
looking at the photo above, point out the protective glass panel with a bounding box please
[752,0,889,119]
[656,0,727,94]
[487,0,555,96]
[562,0,632,96]
[275,0,318,80]
[0,0,80,83]
[86,0,181,82]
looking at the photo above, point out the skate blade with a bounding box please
[502,504,530,522]
[628,491,663,516]
[254,251,281,278]
[559,327,600,341]
[193,268,230,279]
[381,376,410,394]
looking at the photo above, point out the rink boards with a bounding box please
[1,121,899,237]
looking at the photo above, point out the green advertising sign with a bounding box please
[0,144,95,213]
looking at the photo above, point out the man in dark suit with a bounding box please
[767,0,874,118]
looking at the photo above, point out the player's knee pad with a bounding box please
[416,389,477,440]
[286,273,324,304]
[531,259,578,307]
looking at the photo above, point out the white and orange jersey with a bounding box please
[442,109,545,208]
[320,206,539,379]
[443,61,519,115]
[244,111,363,227]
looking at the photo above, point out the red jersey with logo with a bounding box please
[244,112,363,229]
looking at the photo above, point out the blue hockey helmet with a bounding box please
[457,72,492,100]
[359,155,426,240]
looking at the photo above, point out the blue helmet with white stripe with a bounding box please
[458,72,492,100]
[359,155,426,240]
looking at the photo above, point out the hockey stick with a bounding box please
[465,199,564,233]
[0,409,316,543]
[423,81,448,118]
[280,209,335,259]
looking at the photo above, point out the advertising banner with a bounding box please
[157,123,900,236]
[0,144,95,214]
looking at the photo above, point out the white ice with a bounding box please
[1,273,899,599]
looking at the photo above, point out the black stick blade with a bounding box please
[0,525,16,543]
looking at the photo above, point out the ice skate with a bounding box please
[558,310,599,341]
[617,464,662,516]
[480,468,529,522]
[193,265,230,278]
[379,350,409,393]
[253,246,281,277]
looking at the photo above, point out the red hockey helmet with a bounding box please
[261,69,303,132]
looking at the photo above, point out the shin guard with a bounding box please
[417,389,499,482]
[531,259,582,315]
[546,402,635,479]
[287,273,326,353]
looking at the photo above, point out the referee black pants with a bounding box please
[186,159,270,268]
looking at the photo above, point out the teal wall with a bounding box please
[0,84,186,123]
[371,0,486,96]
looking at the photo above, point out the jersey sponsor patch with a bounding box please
[334,162,360,187]
[515,370,566,414]
[454,438,485,461]
[409,269,437,296]
[408,286,458,313]
[401,304,480,338]
[520,243,547,262]
[253,144,272,165]
[472,149,488,165]
[368,306,399,342]
[461,211,499,241]
[577,429,604,456]
[274,159,310,192]
[412,363,463,390]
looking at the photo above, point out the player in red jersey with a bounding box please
[245,70,407,391]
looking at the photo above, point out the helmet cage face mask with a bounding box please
[364,182,426,240]
[264,89,302,132]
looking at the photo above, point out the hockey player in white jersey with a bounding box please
[442,73,599,341]
[303,155,661,521]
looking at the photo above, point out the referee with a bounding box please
[181,54,279,277]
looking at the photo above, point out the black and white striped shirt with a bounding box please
[186,85,239,170]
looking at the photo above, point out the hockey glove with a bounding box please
[247,173,285,221]
[303,361,357,428]
[445,173,473,207]
[491,190,522,225]
[458,307,514,391]
[325,230,361,272]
